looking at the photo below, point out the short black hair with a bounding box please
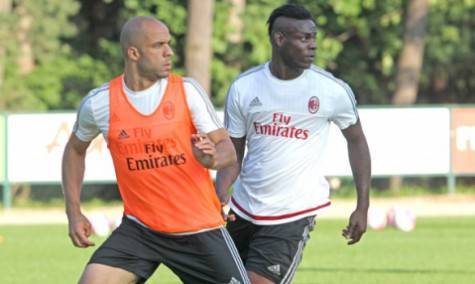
[267,4,315,37]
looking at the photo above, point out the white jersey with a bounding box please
[73,76,223,143]
[225,62,358,225]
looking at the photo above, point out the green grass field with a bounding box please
[1,217,474,284]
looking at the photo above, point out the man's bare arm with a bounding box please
[341,120,371,245]
[62,134,95,248]
[215,136,246,204]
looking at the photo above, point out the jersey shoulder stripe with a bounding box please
[74,83,109,133]
[309,65,358,117]
[77,84,109,117]
[232,63,266,84]
[183,77,223,128]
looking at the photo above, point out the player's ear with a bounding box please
[127,46,140,61]
[272,31,286,47]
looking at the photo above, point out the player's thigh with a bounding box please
[164,228,249,284]
[246,216,316,284]
[87,217,160,282]
[79,263,139,284]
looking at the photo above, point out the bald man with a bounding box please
[62,16,249,284]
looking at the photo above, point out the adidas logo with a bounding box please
[118,129,130,140]
[249,96,262,107]
[267,264,281,276]
[228,277,241,284]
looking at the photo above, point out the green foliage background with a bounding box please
[0,0,473,111]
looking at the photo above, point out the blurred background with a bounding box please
[1,0,473,108]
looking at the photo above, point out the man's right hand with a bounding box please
[221,203,236,222]
[191,133,218,169]
[67,212,95,248]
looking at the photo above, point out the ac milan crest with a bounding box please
[163,101,175,120]
[308,96,320,114]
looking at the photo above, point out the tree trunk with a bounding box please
[0,0,10,13]
[392,0,429,105]
[390,0,429,190]
[15,3,35,75]
[227,0,245,70]
[185,0,214,95]
[227,0,245,44]
[0,0,12,88]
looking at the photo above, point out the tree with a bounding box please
[392,0,429,104]
[15,1,34,75]
[185,0,214,95]
[389,0,429,190]
[0,0,11,93]
[2,0,474,112]
[227,0,246,45]
[421,0,475,103]
[0,0,80,111]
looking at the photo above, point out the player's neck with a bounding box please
[269,59,304,80]
[123,71,158,92]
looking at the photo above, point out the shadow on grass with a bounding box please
[299,267,475,275]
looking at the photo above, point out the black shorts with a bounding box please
[226,212,316,284]
[89,216,249,284]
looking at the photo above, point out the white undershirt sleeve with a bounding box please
[183,78,223,134]
[73,94,101,142]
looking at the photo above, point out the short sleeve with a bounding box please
[331,82,359,130]
[183,78,223,134]
[224,83,246,138]
[73,95,101,142]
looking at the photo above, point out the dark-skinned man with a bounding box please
[217,4,371,284]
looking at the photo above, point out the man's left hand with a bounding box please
[342,208,368,245]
